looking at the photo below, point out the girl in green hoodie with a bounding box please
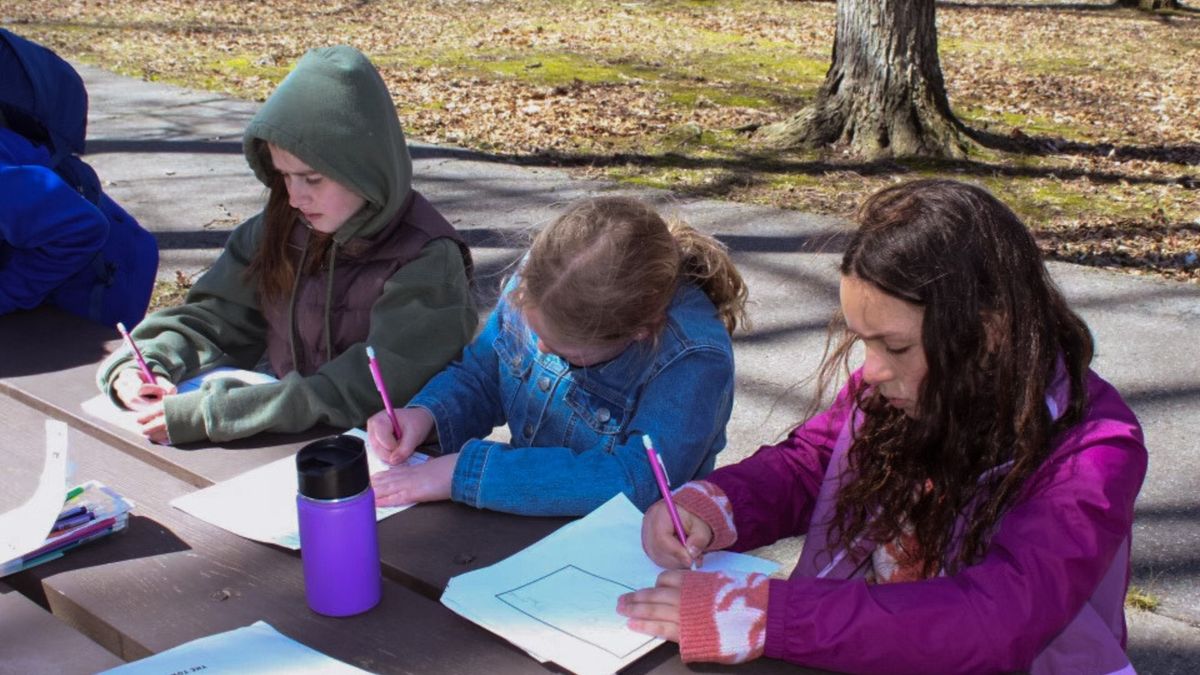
[96,45,476,445]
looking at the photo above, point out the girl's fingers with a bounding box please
[624,618,680,642]
[620,584,680,609]
[616,583,682,642]
[642,501,689,568]
[135,405,164,425]
[371,467,409,498]
[366,413,401,464]
[655,570,685,589]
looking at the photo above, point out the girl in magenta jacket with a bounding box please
[618,179,1147,674]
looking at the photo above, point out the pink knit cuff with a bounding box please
[673,481,737,551]
[678,571,769,664]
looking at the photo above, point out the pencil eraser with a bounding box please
[366,346,376,359]
[641,434,653,450]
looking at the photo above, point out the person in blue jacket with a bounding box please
[366,196,750,516]
[0,29,157,328]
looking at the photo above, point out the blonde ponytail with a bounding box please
[668,219,749,335]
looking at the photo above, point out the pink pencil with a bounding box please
[366,346,402,440]
[642,434,694,568]
[116,322,156,384]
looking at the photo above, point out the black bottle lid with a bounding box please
[296,435,370,500]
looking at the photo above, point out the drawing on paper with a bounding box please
[497,565,654,658]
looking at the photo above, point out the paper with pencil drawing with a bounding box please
[170,428,425,550]
[441,493,779,675]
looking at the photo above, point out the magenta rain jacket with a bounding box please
[705,367,1146,674]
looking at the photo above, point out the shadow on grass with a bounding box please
[966,127,1200,170]
[939,0,1200,16]
[410,140,1199,190]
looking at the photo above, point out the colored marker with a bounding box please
[64,485,84,502]
[55,505,87,522]
[52,509,95,532]
[116,322,157,384]
[642,434,694,569]
[366,346,402,441]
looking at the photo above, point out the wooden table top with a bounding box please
[1,395,559,673]
[1,308,817,674]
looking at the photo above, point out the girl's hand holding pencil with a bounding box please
[366,406,435,466]
[112,321,176,412]
[641,500,712,570]
[112,366,176,410]
[113,366,176,444]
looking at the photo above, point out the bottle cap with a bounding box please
[296,435,370,500]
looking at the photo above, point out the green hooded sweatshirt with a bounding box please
[96,45,476,444]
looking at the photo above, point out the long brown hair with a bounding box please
[243,165,334,303]
[513,196,748,344]
[817,179,1093,575]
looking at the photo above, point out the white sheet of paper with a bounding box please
[0,421,69,562]
[170,428,423,550]
[97,620,370,674]
[441,493,780,675]
[82,367,278,435]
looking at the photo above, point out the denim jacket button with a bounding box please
[523,423,534,438]
[596,407,611,423]
[537,375,551,392]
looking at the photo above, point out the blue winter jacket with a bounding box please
[0,29,157,327]
[410,280,736,516]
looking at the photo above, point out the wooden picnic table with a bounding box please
[0,579,124,674]
[0,307,816,674]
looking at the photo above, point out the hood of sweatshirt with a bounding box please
[0,28,88,164]
[242,45,412,245]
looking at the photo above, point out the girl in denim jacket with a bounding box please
[619,180,1146,674]
[366,196,748,516]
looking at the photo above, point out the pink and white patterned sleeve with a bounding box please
[672,480,738,551]
[677,570,770,663]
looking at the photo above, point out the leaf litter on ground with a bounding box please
[4,0,1197,283]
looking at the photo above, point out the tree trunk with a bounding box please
[756,0,969,159]
[1115,0,1179,10]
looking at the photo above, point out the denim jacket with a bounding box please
[410,282,736,516]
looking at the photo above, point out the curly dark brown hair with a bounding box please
[817,179,1094,575]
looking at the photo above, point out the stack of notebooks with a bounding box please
[0,480,133,577]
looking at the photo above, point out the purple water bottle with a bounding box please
[296,434,381,616]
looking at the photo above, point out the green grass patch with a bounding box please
[1022,53,1102,76]
[955,105,1093,141]
[676,48,828,88]
[481,52,654,85]
[666,89,773,109]
[148,272,197,312]
[1125,586,1161,612]
[938,36,999,57]
[204,55,290,81]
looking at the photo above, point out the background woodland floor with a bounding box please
[4,0,1198,284]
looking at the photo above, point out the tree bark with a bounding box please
[756,0,969,159]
